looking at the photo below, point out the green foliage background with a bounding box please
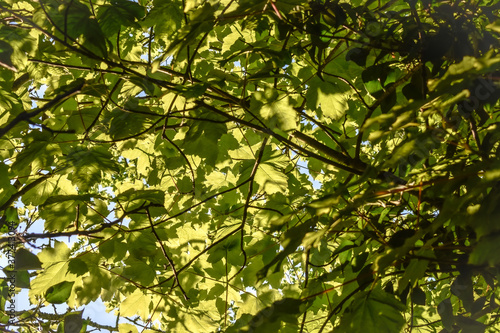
[1,0,500,332]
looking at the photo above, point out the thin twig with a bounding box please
[146,208,189,301]
[0,81,84,138]
[229,137,268,282]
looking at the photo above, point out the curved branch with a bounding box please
[229,137,268,282]
[0,174,52,212]
[146,208,189,301]
[0,81,84,139]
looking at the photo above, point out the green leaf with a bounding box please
[451,273,474,312]
[397,249,431,293]
[0,206,18,231]
[3,269,31,288]
[99,235,128,261]
[45,281,75,304]
[64,146,119,191]
[181,118,227,165]
[11,131,60,175]
[108,108,150,140]
[3,0,500,331]
[75,271,105,305]
[337,288,406,333]
[250,88,298,131]
[120,289,151,320]
[0,25,36,71]
[258,218,316,279]
[67,259,88,277]
[306,77,350,121]
[143,1,183,39]
[97,0,145,37]
[64,311,84,333]
[42,194,94,206]
[486,20,500,33]
[238,298,307,332]
[116,189,165,205]
[40,194,93,231]
[126,232,158,259]
[15,248,42,270]
[118,323,139,333]
[0,40,16,71]
[411,286,426,305]
[122,257,156,285]
[346,47,369,67]
[455,316,487,333]
[352,251,368,272]
[469,233,500,266]
[37,241,71,266]
[438,298,455,331]
[51,0,107,57]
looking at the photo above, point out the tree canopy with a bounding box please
[1,0,500,332]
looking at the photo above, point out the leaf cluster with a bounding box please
[1,0,500,332]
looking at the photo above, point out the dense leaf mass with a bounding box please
[1,0,500,332]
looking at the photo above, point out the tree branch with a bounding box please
[0,81,84,139]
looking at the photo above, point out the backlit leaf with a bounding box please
[45,281,75,304]
[337,288,406,333]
